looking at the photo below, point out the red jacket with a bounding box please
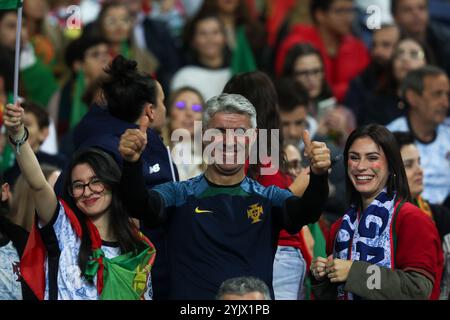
[327,202,444,300]
[275,24,370,102]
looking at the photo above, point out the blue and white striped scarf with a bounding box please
[333,190,397,300]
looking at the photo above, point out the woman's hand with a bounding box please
[310,255,332,281]
[326,258,353,283]
[4,103,25,140]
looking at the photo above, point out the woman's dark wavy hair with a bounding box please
[197,0,253,28]
[281,43,333,101]
[182,12,231,66]
[102,55,158,123]
[61,148,145,279]
[344,124,412,208]
[96,1,129,39]
[223,71,288,177]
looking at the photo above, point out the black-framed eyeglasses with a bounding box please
[294,68,323,78]
[174,100,203,112]
[69,178,105,198]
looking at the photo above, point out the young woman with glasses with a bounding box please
[2,103,155,300]
[281,43,336,120]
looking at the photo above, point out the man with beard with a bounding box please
[118,93,331,299]
[344,24,400,122]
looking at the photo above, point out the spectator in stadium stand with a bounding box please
[311,124,443,300]
[393,131,450,299]
[47,34,110,157]
[281,43,336,120]
[216,276,271,300]
[4,101,156,299]
[223,71,314,300]
[171,13,231,100]
[59,55,179,300]
[387,65,450,206]
[84,1,159,77]
[344,24,400,123]
[0,9,58,107]
[275,0,370,102]
[163,86,205,181]
[117,93,331,299]
[196,0,265,72]
[353,36,430,126]
[116,0,181,94]
[392,0,450,78]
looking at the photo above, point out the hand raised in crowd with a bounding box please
[326,258,353,283]
[3,103,25,140]
[289,166,310,197]
[119,114,149,162]
[302,130,331,175]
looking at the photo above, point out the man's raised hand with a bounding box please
[302,130,331,175]
[119,115,149,162]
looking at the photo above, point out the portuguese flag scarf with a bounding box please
[21,199,156,300]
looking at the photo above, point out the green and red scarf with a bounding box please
[20,199,155,300]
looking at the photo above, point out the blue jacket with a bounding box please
[72,104,178,187]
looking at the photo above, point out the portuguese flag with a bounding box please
[0,0,23,10]
[21,199,156,300]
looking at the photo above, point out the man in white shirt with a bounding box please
[387,65,450,205]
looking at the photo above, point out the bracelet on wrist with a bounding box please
[9,127,29,155]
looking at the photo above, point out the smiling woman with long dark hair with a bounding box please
[2,103,156,300]
[310,124,443,300]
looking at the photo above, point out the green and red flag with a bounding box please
[0,0,23,10]
[21,199,156,300]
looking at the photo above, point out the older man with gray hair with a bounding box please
[387,65,450,205]
[217,277,271,300]
[118,93,331,299]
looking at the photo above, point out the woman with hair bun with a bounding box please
[72,55,177,188]
[70,54,178,300]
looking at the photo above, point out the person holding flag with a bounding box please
[3,101,156,300]
[118,93,332,299]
